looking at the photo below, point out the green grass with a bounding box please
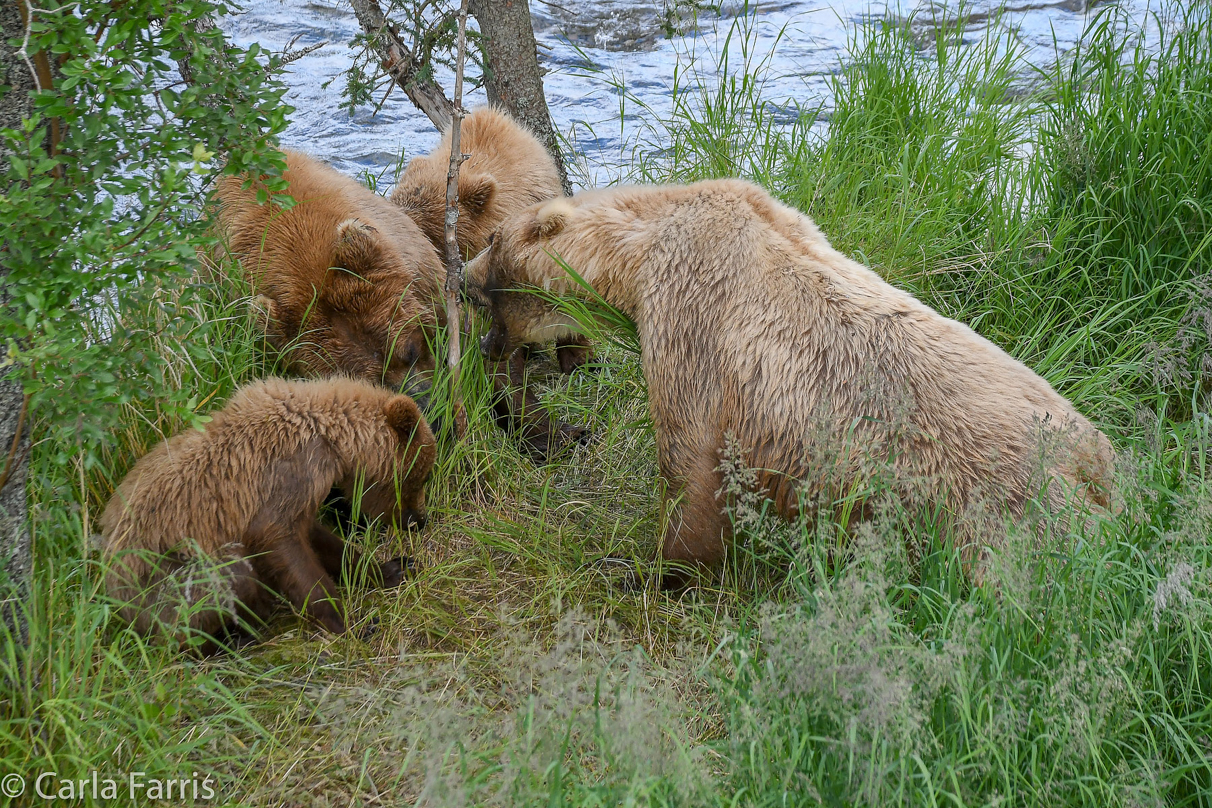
[3,2,1212,805]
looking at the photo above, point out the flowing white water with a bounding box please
[218,0,1157,187]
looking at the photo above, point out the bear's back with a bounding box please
[100,381,316,558]
[600,179,1110,509]
[213,150,442,299]
[459,107,563,209]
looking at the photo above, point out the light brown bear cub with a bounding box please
[101,377,435,649]
[212,150,443,394]
[390,106,590,373]
[465,180,1115,585]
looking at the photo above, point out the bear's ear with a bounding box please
[334,218,383,270]
[250,295,287,349]
[251,294,279,324]
[384,395,425,441]
[534,199,575,240]
[459,171,497,215]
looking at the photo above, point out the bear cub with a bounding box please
[211,150,443,397]
[390,105,591,374]
[101,377,436,650]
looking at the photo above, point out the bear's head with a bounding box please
[344,394,437,531]
[463,199,582,359]
[392,161,498,259]
[257,218,440,399]
[390,106,565,261]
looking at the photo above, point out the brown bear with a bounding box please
[214,145,583,460]
[101,377,436,649]
[464,180,1116,585]
[390,105,591,374]
[211,150,444,397]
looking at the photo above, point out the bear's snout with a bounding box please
[402,510,427,531]
[481,322,510,361]
[400,372,433,411]
[460,274,491,310]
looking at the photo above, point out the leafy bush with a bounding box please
[0,0,289,456]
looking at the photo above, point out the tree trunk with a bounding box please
[174,12,219,86]
[469,0,571,195]
[0,0,40,644]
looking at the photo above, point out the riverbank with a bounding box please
[2,3,1210,805]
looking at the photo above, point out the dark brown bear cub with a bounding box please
[101,377,436,649]
[211,150,443,395]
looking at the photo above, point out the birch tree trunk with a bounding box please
[469,0,571,195]
[0,0,40,644]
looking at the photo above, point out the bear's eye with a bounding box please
[386,339,420,369]
[487,232,496,247]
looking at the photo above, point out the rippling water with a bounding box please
[218,0,1154,187]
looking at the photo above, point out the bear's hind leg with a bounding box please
[659,452,730,590]
[195,558,271,655]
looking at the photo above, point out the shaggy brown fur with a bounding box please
[465,180,1116,585]
[390,106,592,372]
[212,150,443,395]
[391,106,563,259]
[101,377,436,648]
[213,145,582,459]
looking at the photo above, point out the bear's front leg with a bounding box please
[308,521,414,588]
[489,348,589,461]
[254,519,349,635]
[555,335,595,375]
[659,448,731,590]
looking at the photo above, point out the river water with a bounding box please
[218,0,1157,188]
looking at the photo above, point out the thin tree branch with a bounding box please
[442,0,468,437]
[349,0,453,131]
[0,393,29,493]
[14,0,39,91]
[275,39,327,70]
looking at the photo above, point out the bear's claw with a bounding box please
[378,556,417,588]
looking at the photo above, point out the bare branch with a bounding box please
[15,0,40,91]
[349,0,453,131]
[275,40,327,70]
[442,0,468,436]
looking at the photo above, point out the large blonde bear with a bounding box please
[464,179,1115,586]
